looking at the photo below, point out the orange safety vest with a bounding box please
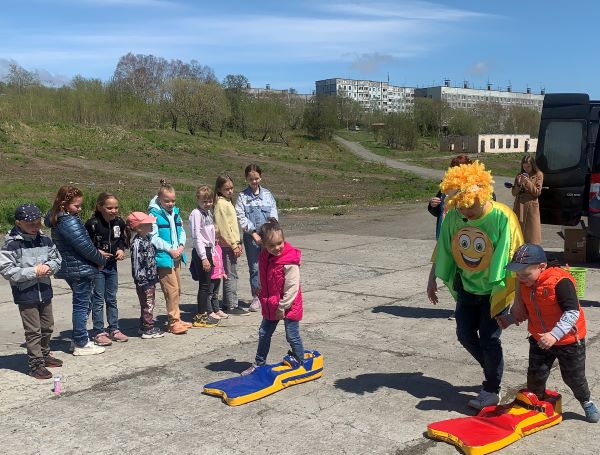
[521,267,586,345]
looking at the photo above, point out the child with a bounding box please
[189,185,226,327]
[235,164,278,312]
[127,211,165,339]
[427,161,523,410]
[46,185,107,356]
[214,174,248,316]
[0,204,63,379]
[500,243,599,423]
[85,192,128,346]
[148,179,191,334]
[241,218,304,376]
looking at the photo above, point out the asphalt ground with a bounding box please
[0,195,598,454]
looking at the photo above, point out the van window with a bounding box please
[543,121,583,170]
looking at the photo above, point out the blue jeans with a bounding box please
[455,282,504,394]
[256,318,304,365]
[243,232,261,296]
[66,276,95,347]
[91,264,119,334]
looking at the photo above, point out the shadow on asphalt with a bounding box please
[205,358,253,374]
[561,411,588,422]
[372,305,455,319]
[0,353,30,375]
[334,372,479,414]
[580,299,600,308]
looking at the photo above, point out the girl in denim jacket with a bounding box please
[235,164,278,312]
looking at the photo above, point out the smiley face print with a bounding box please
[451,227,493,272]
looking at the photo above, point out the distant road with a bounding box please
[333,134,514,205]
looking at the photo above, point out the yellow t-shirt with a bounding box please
[213,196,241,248]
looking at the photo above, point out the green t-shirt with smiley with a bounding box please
[435,201,524,316]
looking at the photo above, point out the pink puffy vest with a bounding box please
[258,242,303,321]
[210,244,226,280]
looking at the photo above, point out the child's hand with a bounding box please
[202,258,211,272]
[234,244,243,258]
[495,313,514,329]
[276,308,285,320]
[35,264,51,277]
[427,276,438,304]
[169,249,181,259]
[537,332,557,350]
[251,232,262,245]
[510,299,528,325]
[114,250,125,261]
[429,197,442,208]
[99,250,113,259]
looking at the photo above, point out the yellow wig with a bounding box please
[440,161,494,209]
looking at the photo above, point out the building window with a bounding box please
[506,139,511,149]
[514,138,519,148]
[490,139,496,149]
[499,139,504,149]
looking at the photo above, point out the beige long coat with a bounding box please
[512,171,543,244]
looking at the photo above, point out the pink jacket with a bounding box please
[259,242,303,321]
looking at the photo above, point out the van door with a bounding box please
[536,94,590,226]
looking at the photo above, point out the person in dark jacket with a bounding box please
[85,192,128,346]
[46,185,106,356]
[0,204,62,379]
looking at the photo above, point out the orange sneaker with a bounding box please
[168,322,188,334]
[180,321,193,329]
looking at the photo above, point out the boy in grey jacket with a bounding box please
[0,204,62,379]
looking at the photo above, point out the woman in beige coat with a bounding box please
[512,155,543,243]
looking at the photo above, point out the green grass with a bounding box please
[0,122,439,231]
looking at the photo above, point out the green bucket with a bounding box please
[563,267,587,299]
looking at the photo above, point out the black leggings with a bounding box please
[194,247,214,314]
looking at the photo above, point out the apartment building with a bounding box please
[316,78,544,112]
[415,81,544,112]
[315,78,415,113]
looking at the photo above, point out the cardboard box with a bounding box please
[563,227,586,263]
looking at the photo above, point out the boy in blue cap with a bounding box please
[500,243,599,423]
[0,204,62,379]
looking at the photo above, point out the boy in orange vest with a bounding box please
[499,243,599,423]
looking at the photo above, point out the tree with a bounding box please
[337,96,362,129]
[303,95,338,139]
[7,63,39,94]
[248,95,288,144]
[222,74,251,137]
[504,106,541,136]
[413,98,449,137]
[381,112,419,150]
[447,109,479,136]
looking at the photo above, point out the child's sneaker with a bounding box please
[216,310,229,319]
[43,355,63,368]
[93,332,112,346]
[140,327,165,339]
[225,307,250,316]
[110,330,128,342]
[241,363,258,376]
[467,390,500,410]
[193,314,219,328]
[582,401,600,423]
[167,322,188,334]
[249,296,261,312]
[30,365,52,380]
[192,313,207,328]
[73,341,106,356]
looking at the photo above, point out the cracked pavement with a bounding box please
[0,201,598,454]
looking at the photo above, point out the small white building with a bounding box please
[441,134,537,154]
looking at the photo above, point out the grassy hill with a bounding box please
[0,122,438,230]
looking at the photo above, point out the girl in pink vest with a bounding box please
[241,218,304,375]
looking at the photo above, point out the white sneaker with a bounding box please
[73,341,106,356]
[468,390,499,410]
[249,296,261,312]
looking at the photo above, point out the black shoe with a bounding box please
[225,307,250,316]
[44,355,63,368]
[30,365,52,380]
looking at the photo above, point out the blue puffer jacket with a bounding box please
[45,211,105,279]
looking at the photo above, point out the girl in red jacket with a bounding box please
[242,218,304,375]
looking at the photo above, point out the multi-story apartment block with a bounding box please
[316,78,544,112]
[414,81,544,112]
[315,78,415,113]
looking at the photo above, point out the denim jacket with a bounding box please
[235,186,278,233]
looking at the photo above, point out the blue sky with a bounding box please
[0,0,597,96]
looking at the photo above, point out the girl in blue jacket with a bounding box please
[46,185,106,356]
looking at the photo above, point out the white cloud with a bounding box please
[349,52,396,73]
[468,61,493,76]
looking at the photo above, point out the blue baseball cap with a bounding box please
[15,203,42,222]
[506,243,547,272]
